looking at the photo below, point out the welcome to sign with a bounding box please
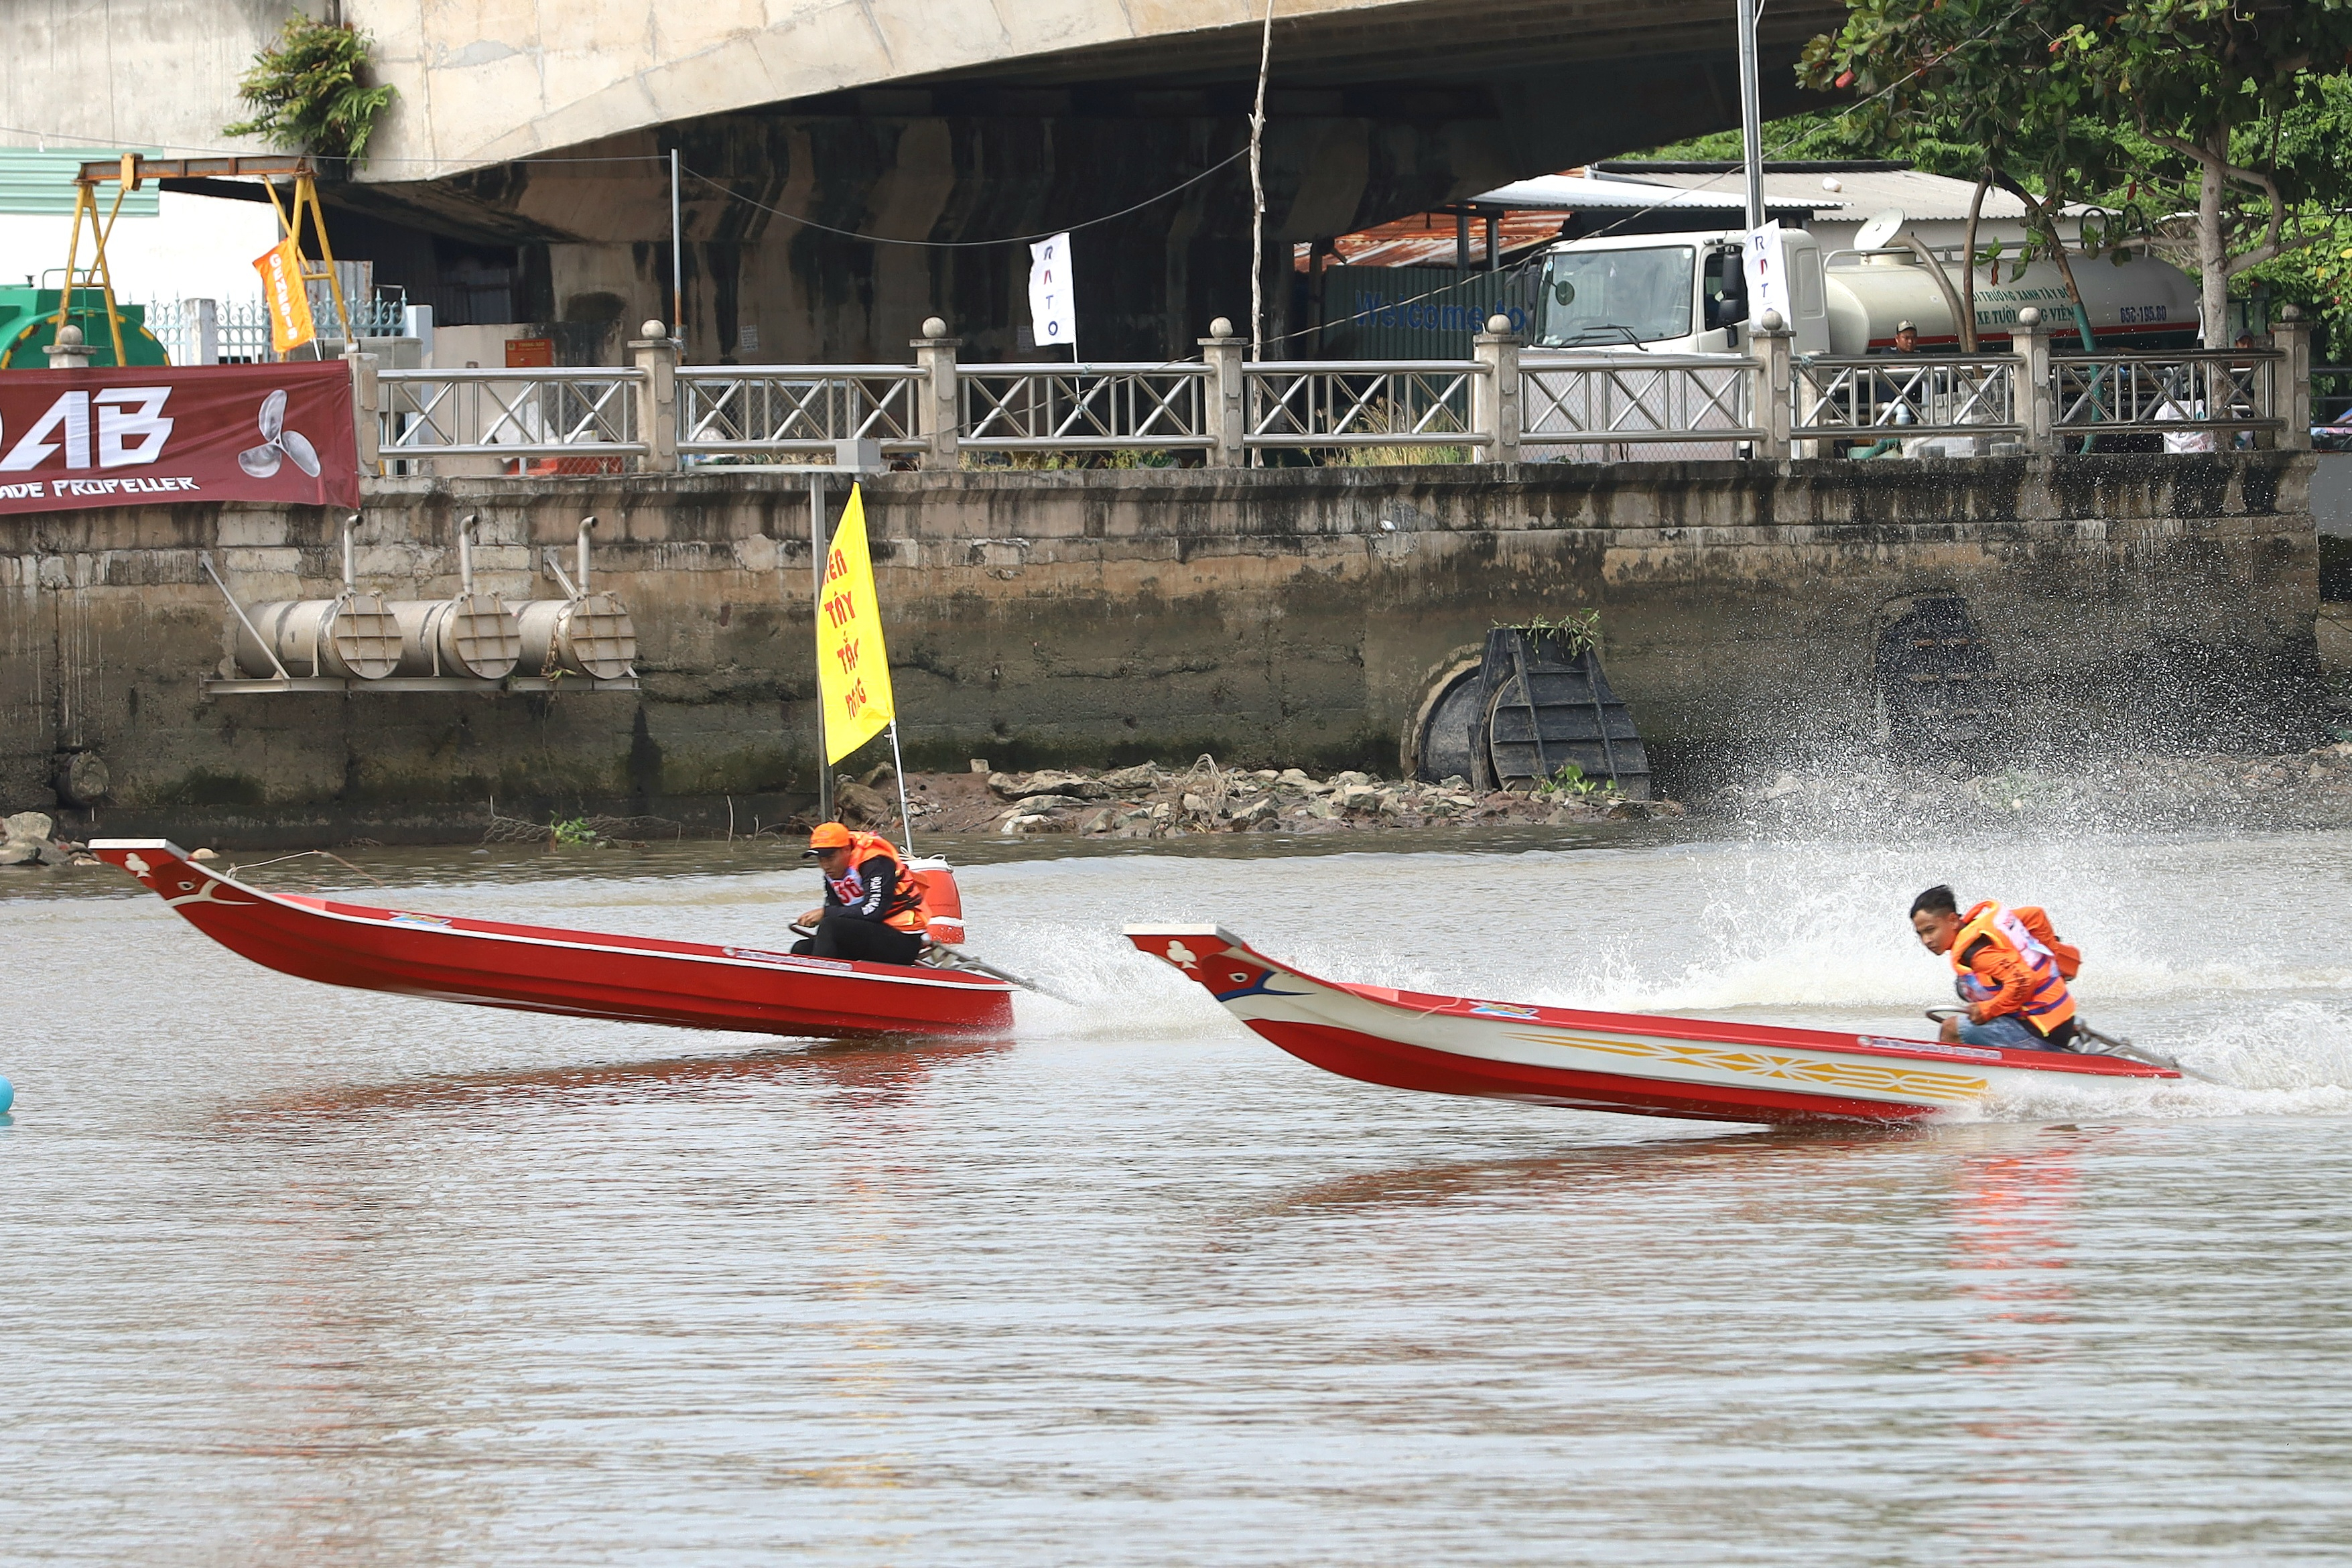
[0,361,358,515]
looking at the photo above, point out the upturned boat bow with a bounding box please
[1128,924,2176,1124]
[94,838,1015,1039]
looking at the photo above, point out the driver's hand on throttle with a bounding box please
[799,907,826,927]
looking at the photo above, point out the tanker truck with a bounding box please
[1529,215,2201,356]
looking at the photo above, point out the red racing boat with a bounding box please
[1128,924,2178,1124]
[92,838,1015,1038]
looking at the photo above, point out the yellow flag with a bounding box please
[253,239,316,353]
[816,483,895,765]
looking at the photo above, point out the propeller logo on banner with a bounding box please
[237,388,321,479]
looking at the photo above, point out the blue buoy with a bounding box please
[0,1075,13,1114]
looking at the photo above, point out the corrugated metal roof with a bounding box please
[0,147,160,217]
[1469,172,1829,215]
[1597,164,2056,222]
[1298,208,1571,270]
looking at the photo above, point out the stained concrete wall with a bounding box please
[0,456,2321,843]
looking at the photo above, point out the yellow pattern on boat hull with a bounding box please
[1509,1031,1990,1104]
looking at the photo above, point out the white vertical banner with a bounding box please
[1027,232,1078,354]
[1742,221,1786,328]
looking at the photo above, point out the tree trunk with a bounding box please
[2197,126,2229,349]
[1961,172,1989,354]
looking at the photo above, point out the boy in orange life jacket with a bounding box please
[1907,884,2082,1052]
[791,821,931,966]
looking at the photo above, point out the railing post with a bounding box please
[631,320,679,472]
[2012,306,2054,454]
[913,316,962,470]
[1472,313,1521,463]
[1199,316,1246,466]
[2273,303,2312,452]
[1752,308,1792,462]
[343,341,381,476]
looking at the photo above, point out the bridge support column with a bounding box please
[1472,315,1520,464]
[914,320,962,470]
[1201,318,1245,467]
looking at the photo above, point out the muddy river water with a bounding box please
[6,821,2352,1564]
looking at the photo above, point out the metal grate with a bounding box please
[1794,356,2020,440]
[1245,362,1477,448]
[379,369,642,456]
[679,367,922,456]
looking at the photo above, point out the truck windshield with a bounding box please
[1535,247,1695,347]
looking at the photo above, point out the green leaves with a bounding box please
[222,15,397,166]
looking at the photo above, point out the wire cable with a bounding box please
[679,149,1249,250]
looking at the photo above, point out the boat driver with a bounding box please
[1908,885,2081,1051]
[793,821,931,965]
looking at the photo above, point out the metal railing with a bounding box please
[1521,352,1759,448]
[336,319,2316,474]
[678,366,923,459]
[1244,362,1478,449]
[2051,351,2276,434]
[378,368,642,458]
[1794,356,2020,442]
[960,364,1212,451]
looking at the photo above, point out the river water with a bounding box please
[7,821,2352,1564]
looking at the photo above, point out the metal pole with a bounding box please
[810,470,832,823]
[887,721,915,855]
[1736,0,1766,233]
[670,148,685,352]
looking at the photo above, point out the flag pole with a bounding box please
[809,470,832,824]
[887,721,915,854]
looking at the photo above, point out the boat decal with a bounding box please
[388,912,454,929]
[162,879,261,909]
[123,852,152,879]
[726,947,852,972]
[1859,1035,2002,1061]
[1509,1029,1989,1103]
[1159,940,1203,970]
[1467,1002,1542,1020]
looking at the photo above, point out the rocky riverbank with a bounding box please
[838,759,1685,839]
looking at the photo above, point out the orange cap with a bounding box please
[807,822,854,850]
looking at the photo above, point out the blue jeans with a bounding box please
[1955,1014,2063,1051]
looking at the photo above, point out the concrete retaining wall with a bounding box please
[0,455,2321,842]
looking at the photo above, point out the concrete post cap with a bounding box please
[640,319,667,338]
[1758,309,1784,333]
[1210,316,1235,338]
[2281,303,2303,322]
[921,316,948,338]
[1485,314,1514,335]
[2017,307,2041,328]
[55,324,83,346]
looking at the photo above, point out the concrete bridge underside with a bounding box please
[7,1,1846,360]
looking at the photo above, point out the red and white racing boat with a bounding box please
[93,838,1015,1039]
[1127,924,2177,1124]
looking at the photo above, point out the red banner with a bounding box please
[0,361,359,515]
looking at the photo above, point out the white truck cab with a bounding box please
[1532,228,1829,356]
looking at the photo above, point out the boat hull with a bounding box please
[94,839,1015,1039]
[1126,924,2174,1125]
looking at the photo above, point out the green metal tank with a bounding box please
[0,286,171,369]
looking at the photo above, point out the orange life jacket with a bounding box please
[1949,899,2077,1033]
[824,831,931,934]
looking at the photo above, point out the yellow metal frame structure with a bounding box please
[64,154,353,361]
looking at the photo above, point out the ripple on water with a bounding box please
[3,826,2351,1564]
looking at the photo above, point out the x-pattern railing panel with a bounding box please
[959,366,1211,448]
[677,368,921,452]
[379,369,641,455]
[1793,356,2020,440]
[1520,354,1758,442]
[1244,363,1476,446]
[2052,352,2276,432]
